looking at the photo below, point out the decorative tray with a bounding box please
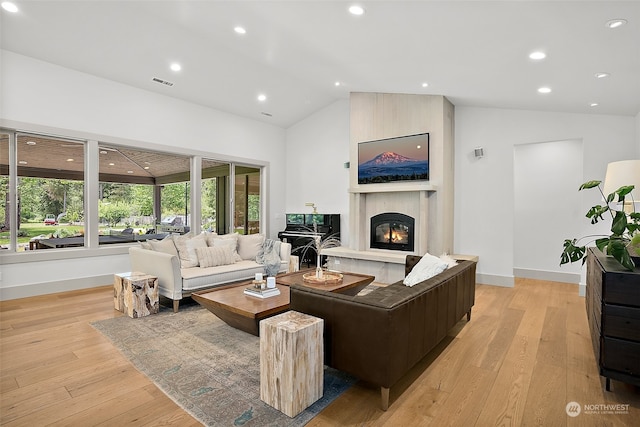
[302,271,343,285]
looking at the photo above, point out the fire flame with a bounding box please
[384,229,408,243]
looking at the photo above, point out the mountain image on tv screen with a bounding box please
[358,133,429,184]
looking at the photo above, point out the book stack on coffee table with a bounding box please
[244,286,281,299]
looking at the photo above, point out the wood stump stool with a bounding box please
[114,272,159,318]
[259,310,323,417]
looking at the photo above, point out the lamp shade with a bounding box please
[602,159,640,203]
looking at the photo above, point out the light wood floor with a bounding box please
[1,279,638,426]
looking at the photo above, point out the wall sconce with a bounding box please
[474,147,484,159]
[305,202,318,214]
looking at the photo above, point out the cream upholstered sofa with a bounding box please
[129,232,291,312]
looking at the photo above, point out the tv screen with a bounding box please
[358,133,429,184]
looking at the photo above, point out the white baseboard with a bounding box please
[513,268,581,284]
[0,275,113,300]
[578,283,586,297]
[476,273,514,288]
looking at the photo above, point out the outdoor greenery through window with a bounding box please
[234,166,261,235]
[1,128,263,252]
[1,133,9,249]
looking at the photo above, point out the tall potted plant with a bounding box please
[561,181,640,271]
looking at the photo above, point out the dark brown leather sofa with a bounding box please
[289,256,477,410]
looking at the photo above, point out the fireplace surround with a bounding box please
[370,212,415,252]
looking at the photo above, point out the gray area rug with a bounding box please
[92,303,355,426]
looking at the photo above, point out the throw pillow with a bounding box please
[196,246,236,268]
[237,234,265,260]
[173,233,205,268]
[202,230,218,247]
[139,240,153,250]
[403,252,449,287]
[185,234,208,267]
[149,236,178,257]
[440,253,458,269]
[211,233,242,262]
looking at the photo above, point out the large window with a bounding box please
[234,166,261,235]
[98,144,191,243]
[202,159,230,234]
[0,133,10,250]
[0,128,264,252]
[3,134,86,250]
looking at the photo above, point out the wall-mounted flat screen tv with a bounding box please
[358,133,429,184]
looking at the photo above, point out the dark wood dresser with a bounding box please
[586,247,640,391]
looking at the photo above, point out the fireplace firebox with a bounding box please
[370,212,415,252]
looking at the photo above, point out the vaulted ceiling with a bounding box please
[1,1,639,129]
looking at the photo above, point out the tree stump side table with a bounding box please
[114,272,159,318]
[259,310,323,417]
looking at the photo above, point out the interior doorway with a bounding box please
[513,139,583,279]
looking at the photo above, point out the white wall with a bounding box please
[455,106,637,288]
[0,51,288,299]
[636,112,640,155]
[283,102,637,290]
[284,99,351,244]
[513,139,583,282]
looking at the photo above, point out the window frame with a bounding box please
[0,125,268,262]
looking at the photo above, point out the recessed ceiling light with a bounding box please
[537,87,552,94]
[26,141,36,145]
[67,158,74,162]
[127,170,134,174]
[606,19,627,29]
[529,51,546,60]
[99,150,108,155]
[257,94,267,102]
[421,82,429,88]
[144,166,150,170]
[594,72,610,79]
[335,81,341,87]
[1,2,18,13]
[170,63,181,72]
[349,5,365,16]
[18,160,27,165]
[234,26,246,34]
[109,162,115,166]
[589,103,599,107]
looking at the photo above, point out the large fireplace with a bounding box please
[370,212,415,252]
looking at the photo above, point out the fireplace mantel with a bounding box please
[348,182,436,194]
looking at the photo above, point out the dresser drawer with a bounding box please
[603,304,640,341]
[601,337,640,376]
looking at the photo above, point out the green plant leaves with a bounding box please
[604,239,635,271]
[611,210,628,235]
[615,185,635,199]
[560,239,586,265]
[585,205,608,224]
[579,180,601,190]
[561,180,638,272]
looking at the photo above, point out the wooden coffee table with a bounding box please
[192,270,375,336]
[275,270,375,294]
